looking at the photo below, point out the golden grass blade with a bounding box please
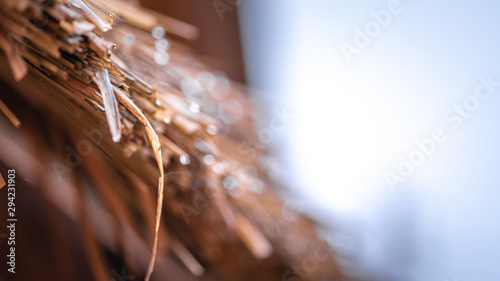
[96,68,121,142]
[75,174,111,281]
[0,33,27,82]
[234,214,273,259]
[171,238,205,277]
[0,172,5,189]
[70,0,112,32]
[113,86,165,281]
[0,98,21,128]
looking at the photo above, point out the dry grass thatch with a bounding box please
[0,0,349,280]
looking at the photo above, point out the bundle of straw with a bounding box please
[0,0,348,280]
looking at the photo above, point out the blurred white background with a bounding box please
[239,0,500,280]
